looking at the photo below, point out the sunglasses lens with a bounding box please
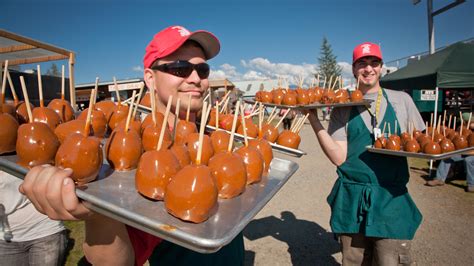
[153,61,210,79]
[195,63,210,79]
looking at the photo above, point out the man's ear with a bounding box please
[144,69,155,90]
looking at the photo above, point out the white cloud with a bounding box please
[132,66,143,72]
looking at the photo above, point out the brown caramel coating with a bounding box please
[272,89,284,105]
[282,92,297,106]
[400,132,411,145]
[165,164,218,223]
[207,108,217,127]
[468,133,474,147]
[108,104,129,131]
[170,142,191,168]
[16,122,59,168]
[388,134,401,145]
[141,111,165,133]
[176,120,197,144]
[0,113,19,154]
[248,138,273,175]
[374,138,385,149]
[94,100,116,119]
[142,124,172,151]
[423,141,442,154]
[321,90,336,104]
[313,88,323,102]
[77,108,107,138]
[55,133,102,185]
[447,131,460,141]
[432,133,445,143]
[186,133,214,165]
[237,120,259,138]
[15,102,34,124]
[296,90,310,105]
[416,134,431,149]
[208,151,247,199]
[47,99,75,122]
[334,89,350,103]
[139,92,151,108]
[386,139,401,151]
[350,90,364,102]
[105,129,143,171]
[452,135,468,150]
[276,130,301,149]
[440,138,455,153]
[462,129,472,137]
[135,149,180,200]
[219,114,241,132]
[142,125,172,151]
[115,118,142,136]
[307,89,316,103]
[404,139,420,153]
[2,103,16,117]
[210,130,230,154]
[412,130,422,140]
[54,119,85,144]
[260,91,273,103]
[259,124,279,143]
[235,146,264,184]
[32,107,61,130]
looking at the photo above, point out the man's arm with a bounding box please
[20,165,135,265]
[307,110,347,166]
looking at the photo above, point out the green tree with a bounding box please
[46,63,60,77]
[317,37,342,88]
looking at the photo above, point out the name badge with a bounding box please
[373,127,382,140]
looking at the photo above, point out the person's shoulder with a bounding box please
[383,88,414,104]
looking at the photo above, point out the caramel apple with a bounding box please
[16,102,34,124]
[107,104,129,131]
[452,135,468,150]
[334,89,349,103]
[282,91,297,105]
[439,138,455,153]
[141,111,165,133]
[32,107,61,130]
[235,145,264,184]
[47,98,74,123]
[385,138,401,151]
[164,164,217,223]
[296,89,310,105]
[54,119,85,144]
[207,107,217,127]
[403,139,420,153]
[416,134,431,149]
[210,130,230,154]
[105,127,142,171]
[248,138,273,175]
[186,133,214,165]
[170,142,191,168]
[0,112,19,154]
[94,100,116,119]
[320,89,336,104]
[412,129,422,140]
[259,124,279,143]
[219,114,240,131]
[55,133,103,185]
[115,117,141,135]
[237,119,258,138]
[176,120,197,144]
[16,122,59,168]
[400,132,411,146]
[432,132,445,143]
[374,136,386,149]
[139,91,151,108]
[468,133,474,147]
[135,149,180,200]
[208,151,247,199]
[260,91,273,103]
[350,90,363,102]
[313,87,323,102]
[142,124,172,151]
[423,141,442,154]
[77,108,107,138]
[272,89,284,105]
[276,130,301,149]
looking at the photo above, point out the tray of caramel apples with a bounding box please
[204,102,307,157]
[0,72,299,253]
[367,116,474,160]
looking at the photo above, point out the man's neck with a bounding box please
[360,83,381,95]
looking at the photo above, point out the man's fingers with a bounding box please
[62,177,91,220]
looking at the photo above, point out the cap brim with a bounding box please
[189,31,220,60]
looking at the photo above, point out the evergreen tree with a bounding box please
[317,37,342,88]
[46,63,60,77]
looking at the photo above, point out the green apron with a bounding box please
[327,89,422,240]
[148,232,244,266]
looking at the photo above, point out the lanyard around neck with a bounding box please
[365,88,383,127]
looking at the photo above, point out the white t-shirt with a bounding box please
[0,171,65,242]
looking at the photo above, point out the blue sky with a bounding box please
[2,0,473,86]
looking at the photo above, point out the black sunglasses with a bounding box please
[151,60,210,79]
[354,60,382,68]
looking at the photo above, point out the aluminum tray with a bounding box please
[243,96,372,110]
[366,145,474,160]
[205,125,306,157]
[0,154,298,253]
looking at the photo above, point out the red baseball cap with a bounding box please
[352,42,383,64]
[143,25,220,68]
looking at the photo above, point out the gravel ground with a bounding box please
[243,121,474,266]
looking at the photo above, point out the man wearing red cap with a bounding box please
[19,25,244,265]
[306,42,425,265]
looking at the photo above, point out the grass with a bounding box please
[63,221,88,266]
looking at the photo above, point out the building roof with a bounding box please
[0,29,75,66]
[232,79,280,96]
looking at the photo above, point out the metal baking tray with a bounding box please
[0,154,298,253]
[366,146,474,160]
[205,125,306,157]
[243,95,372,109]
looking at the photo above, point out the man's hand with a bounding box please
[19,165,92,221]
